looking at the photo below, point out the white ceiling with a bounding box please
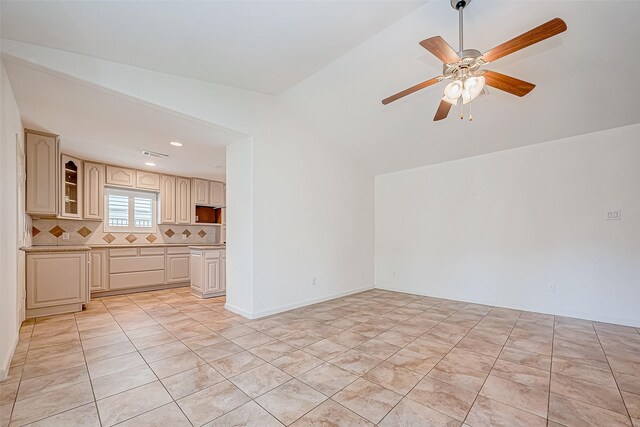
[281,0,640,174]
[3,58,243,180]
[2,0,640,178]
[0,0,424,95]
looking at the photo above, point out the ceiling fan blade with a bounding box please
[482,18,567,63]
[434,99,453,121]
[483,70,535,97]
[382,76,442,105]
[419,36,461,64]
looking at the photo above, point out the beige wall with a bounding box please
[1,62,25,380]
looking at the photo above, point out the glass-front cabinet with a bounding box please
[60,155,83,219]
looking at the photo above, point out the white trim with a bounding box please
[0,331,19,381]
[233,286,374,320]
[374,285,640,328]
[224,302,254,320]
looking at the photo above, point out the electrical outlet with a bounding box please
[62,232,69,240]
[547,283,556,293]
[607,210,622,221]
[312,277,317,286]
[182,234,187,239]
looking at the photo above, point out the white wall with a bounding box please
[250,107,374,317]
[376,124,640,327]
[0,62,25,380]
[225,137,254,317]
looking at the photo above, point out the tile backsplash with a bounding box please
[30,217,221,246]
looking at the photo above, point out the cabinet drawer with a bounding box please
[110,255,164,273]
[109,248,138,257]
[109,270,165,289]
[167,246,190,254]
[203,250,221,259]
[139,247,165,256]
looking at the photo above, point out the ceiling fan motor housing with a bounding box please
[442,49,483,79]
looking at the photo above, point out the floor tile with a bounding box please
[87,351,146,379]
[117,402,192,427]
[139,340,190,363]
[329,349,382,375]
[231,332,274,349]
[406,377,477,421]
[27,402,100,427]
[379,397,461,427]
[333,378,402,424]
[491,359,550,390]
[622,391,640,420]
[91,365,157,400]
[129,330,177,350]
[290,399,373,426]
[303,339,349,361]
[466,395,546,427]
[96,380,172,427]
[480,374,549,418]
[205,401,283,426]
[444,347,495,374]
[297,362,358,397]
[11,381,94,426]
[148,350,205,378]
[210,351,265,378]
[551,372,627,414]
[21,351,86,380]
[177,380,250,425]
[255,379,327,425]
[428,359,488,393]
[552,357,617,388]
[229,363,292,398]
[195,340,244,362]
[271,350,323,377]
[161,364,225,400]
[548,393,632,427]
[354,338,401,359]
[363,361,424,395]
[249,341,297,362]
[386,348,441,375]
[498,347,551,371]
[16,365,89,401]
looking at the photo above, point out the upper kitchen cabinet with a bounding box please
[176,177,191,224]
[60,155,83,219]
[209,181,226,207]
[136,170,160,191]
[83,162,105,220]
[159,175,176,224]
[192,178,209,205]
[106,165,135,187]
[26,130,59,216]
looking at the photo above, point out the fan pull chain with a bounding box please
[459,101,464,120]
[469,100,473,122]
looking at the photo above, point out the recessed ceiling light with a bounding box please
[170,141,183,147]
[145,162,156,167]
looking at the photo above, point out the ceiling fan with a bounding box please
[382,0,567,121]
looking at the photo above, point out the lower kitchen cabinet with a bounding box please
[166,247,191,284]
[26,250,89,318]
[89,249,109,292]
[190,248,226,298]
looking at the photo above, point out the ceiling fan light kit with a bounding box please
[382,0,567,121]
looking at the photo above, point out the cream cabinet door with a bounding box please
[192,178,209,205]
[89,249,109,292]
[136,171,160,190]
[204,257,221,294]
[166,254,190,284]
[60,155,83,219]
[25,131,59,216]
[219,250,226,292]
[84,162,105,220]
[26,252,87,309]
[106,166,135,187]
[159,175,176,224]
[209,181,225,207]
[176,177,191,224]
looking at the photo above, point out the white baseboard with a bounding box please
[224,302,254,319]
[0,331,19,381]
[374,285,640,328]
[248,286,374,319]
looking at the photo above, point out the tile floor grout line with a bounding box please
[592,323,635,424]
[460,309,525,425]
[73,310,105,427]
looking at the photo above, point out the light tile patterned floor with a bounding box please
[1,287,639,426]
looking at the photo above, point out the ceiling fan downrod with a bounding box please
[456,1,466,51]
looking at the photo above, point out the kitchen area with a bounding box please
[21,129,228,318]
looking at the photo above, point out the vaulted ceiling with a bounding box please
[2,0,639,176]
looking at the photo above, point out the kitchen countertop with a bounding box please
[22,243,226,252]
[21,245,91,252]
[188,245,226,250]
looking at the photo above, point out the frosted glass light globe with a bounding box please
[443,80,463,100]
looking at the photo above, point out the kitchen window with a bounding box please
[104,188,157,233]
